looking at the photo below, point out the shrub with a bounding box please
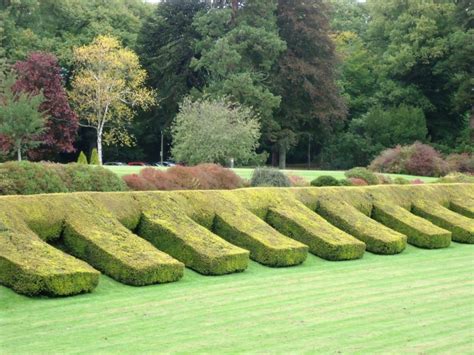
[376,174,392,185]
[90,148,100,165]
[347,177,368,186]
[123,164,243,191]
[404,143,449,177]
[445,153,474,174]
[63,163,128,192]
[410,179,424,185]
[310,175,340,187]
[435,173,474,184]
[345,167,379,185]
[370,142,449,177]
[393,177,410,185]
[77,151,88,164]
[0,161,68,195]
[0,161,127,195]
[250,167,291,187]
[287,175,309,187]
[338,178,352,186]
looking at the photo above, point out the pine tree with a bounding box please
[89,148,99,165]
[77,151,88,164]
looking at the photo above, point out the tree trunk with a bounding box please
[278,146,286,170]
[97,131,103,165]
[231,0,238,23]
[17,145,22,162]
[271,144,278,167]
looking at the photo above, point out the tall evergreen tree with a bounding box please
[192,0,286,163]
[274,0,347,168]
[136,0,207,160]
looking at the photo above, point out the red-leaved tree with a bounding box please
[13,52,78,159]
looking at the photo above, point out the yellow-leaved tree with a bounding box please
[69,35,155,165]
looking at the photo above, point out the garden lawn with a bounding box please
[106,166,438,182]
[1,243,472,353]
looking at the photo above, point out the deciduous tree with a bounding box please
[14,52,78,159]
[0,72,47,161]
[171,97,261,166]
[69,35,155,165]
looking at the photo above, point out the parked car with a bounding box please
[162,161,176,167]
[127,162,148,166]
[103,162,126,166]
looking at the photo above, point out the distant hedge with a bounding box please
[0,161,127,195]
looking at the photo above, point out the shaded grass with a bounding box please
[107,166,438,182]
[1,243,472,353]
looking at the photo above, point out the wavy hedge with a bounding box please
[0,183,472,297]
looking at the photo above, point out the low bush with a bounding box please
[410,179,424,185]
[310,175,340,187]
[376,174,392,185]
[445,153,474,174]
[345,167,379,185]
[123,164,243,191]
[288,175,310,187]
[250,167,291,187]
[393,177,410,185]
[435,173,474,184]
[338,178,352,186]
[0,161,127,195]
[347,177,368,186]
[370,142,450,177]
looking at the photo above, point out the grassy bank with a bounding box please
[106,166,438,182]
[1,243,472,353]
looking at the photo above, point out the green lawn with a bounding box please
[107,165,438,182]
[1,243,472,353]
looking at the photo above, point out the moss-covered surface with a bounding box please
[266,201,365,260]
[0,183,472,296]
[412,202,474,244]
[372,203,452,249]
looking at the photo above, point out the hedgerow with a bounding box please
[0,183,472,297]
[0,161,127,195]
[123,164,243,191]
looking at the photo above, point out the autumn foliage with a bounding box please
[13,52,78,158]
[123,164,243,191]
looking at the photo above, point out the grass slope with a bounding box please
[107,166,438,182]
[1,243,472,353]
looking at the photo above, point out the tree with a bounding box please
[136,0,207,160]
[0,72,47,161]
[13,52,78,159]
[69,35,155,165]
[191,0,286,157]
[89,148,99,165]
[77,151,88,164]
[1,0,150,67]
[321,104,428,169]
[171,97,261,166]
[366,0,473,144]
[272,0,347,168]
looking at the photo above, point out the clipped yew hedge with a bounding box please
[0,183,472,297]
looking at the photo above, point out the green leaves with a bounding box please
[0,72,47,160]
[171,97,261,166]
